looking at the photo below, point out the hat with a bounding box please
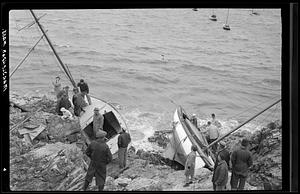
[80,79,84,82]
[241,139,249,147]
[191,145,198,151]
[219,141,226,147]
[96,130,107,138]
[192,114,196,117]
[60,107,67,112]
[94,107,100,111]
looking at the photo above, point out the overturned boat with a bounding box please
[12,10,130,157]
[164,106,214,170]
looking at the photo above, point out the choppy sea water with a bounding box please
[9,9,282,150]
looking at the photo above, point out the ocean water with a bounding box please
[9,9,282,150]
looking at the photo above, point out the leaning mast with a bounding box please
[29,10,77,88]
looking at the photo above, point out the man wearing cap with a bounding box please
[83,130,112,191]
[217,141,230,168]
[211,113,222,128]
[190,114,198,128]
[77,79,92,105]
[117,128,131,169]
[93,107,104,138]
[230,138,253,190]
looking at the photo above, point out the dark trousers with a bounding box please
[230,171,247,190]
[118,147,128,168]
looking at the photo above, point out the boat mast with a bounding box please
[205,98,281,150]
[29,10,77,88]
[225,9,230,24]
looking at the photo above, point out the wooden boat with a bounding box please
[15,10,130,157]
[164,106,214,170]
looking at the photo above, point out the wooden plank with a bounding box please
[18,124,46,140]
[10,107,43,132]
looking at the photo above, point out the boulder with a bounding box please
[114,177,132,187]
[126,177,161,191]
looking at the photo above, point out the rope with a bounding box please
[227,95,281,120]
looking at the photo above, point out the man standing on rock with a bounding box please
[183,145,198,187]
[230,138,253,190]
[83,130,112,191]
[93,107,104,138]
[73,88,87,117]
[217,141,231,168]
[117,128,131,169]
[77,79,92,105]
[203,121,220,154]
[212,152,229,191]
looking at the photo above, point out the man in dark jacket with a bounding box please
[218,141,231,168]
[212,152,229,191]
[230,138,253,190]
[83,130,112,191]
[73,90,87,117]
[77,79,92,105]
[117,128,131,169]
[56,93,72,116]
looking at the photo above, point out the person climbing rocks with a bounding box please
[52,76,62,99]
[212,151,229,191]
[77,79,92,105]
[230,138,253,190]
[56,93,72,116]
[93,107,104,138]
[83,130,112,191]
[117,128,131,169]
[183,145,198,187]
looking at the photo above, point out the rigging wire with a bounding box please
[227,95,281,120]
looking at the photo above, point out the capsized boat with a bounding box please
[164,106,214,170]
[25,10,130,157]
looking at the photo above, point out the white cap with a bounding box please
[192,114,196,117]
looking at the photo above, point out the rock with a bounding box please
[114,177,132,187]
[126,178,161,191]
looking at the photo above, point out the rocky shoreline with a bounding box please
[9,92,282,191]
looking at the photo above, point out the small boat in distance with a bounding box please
[223,24,231,30]
[223,9,231,31]
[209,9,217,21]
[209,15,217,21]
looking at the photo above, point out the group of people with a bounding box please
[53,76,132,191]
[83,109,131,191]
[184,138,253,190]
[53,76,92,119]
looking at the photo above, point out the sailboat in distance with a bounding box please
[209,9,217,21]
[223,9,231,30]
